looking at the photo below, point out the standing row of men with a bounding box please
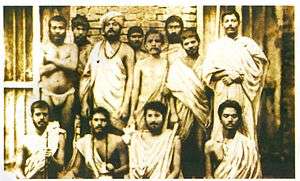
[15,9,269,179]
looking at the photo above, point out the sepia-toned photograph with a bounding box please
[0,3,295,179]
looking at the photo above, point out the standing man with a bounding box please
[129,28,169,130]
[15,100,66,179]
[71,14,93,77]
[202,9,269,143]
[40,15,78,162]
[80,11,134,133]
[163,15,186,63]
[205,100,262,179]
[126,101,181,179]
[167,28,210,178]
[127,26,147,63]
[62,107,129,178]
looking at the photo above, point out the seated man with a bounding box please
[205,100,262,179]
[125,101,181,179]
[63,107,128,178]
[15,100,66,179]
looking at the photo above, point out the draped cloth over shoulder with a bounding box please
[167,59,210,140]
[133,58,169,130]
[213,132,262,179]
[128,125,178,179]
[24,121,63,178]
[202,36,269,142]
[80,41,127,130]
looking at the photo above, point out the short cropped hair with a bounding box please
[48,15,67,29]
[143,101,167,119]
[221,9,240,23]
[144,28,165,45]
[217,100,242,121]
[89,107,111,122]
[165,15,184,32]
[127,26,144,38]
[31,100,50,115]
[71,14,90,31]
[181,27,200,44]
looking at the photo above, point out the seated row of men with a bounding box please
[15,99,261,179]
[18,8,268,179]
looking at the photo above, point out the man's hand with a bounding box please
[116,106,128,120]
[44,148,53,161]
[162,86,171,96]
[106,163,115,173]
[222,76,234,86]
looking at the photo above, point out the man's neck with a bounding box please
[222,129,236,140]
[35,127,46,136]
[226,33,239,40]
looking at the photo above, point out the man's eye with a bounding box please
[223,114,229,118]
[232,115,237,118]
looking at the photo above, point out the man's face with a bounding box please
[128,32,143,50]
[73,25,88,45]
[145,33,162,55]
[104,19,121,42]
[145,109,164,134]
[32,107,49,132]
[166,21,182,44]
[90,113,108,135]
[220,107,239,130]
[182,37,199,57]
[49,20,66,45]
[222,14,239,38]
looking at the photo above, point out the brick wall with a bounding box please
[71,6,197,43]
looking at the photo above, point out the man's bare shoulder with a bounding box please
[62,42,78,50]
[204,139,218,153]
[108,133,123,142]
[120,42,134,55]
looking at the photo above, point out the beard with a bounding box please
[49,32,66,46]
[129,41,142,51]
[186,48,199,58]
[167,32,181,44]
[74,35,89,47]
[104,29,121,42]
[92,126,108,138]
[146,122,162,135]
[33,120,47,132]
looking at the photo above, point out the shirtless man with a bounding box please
[127,26,147,63]
[80,11,134,133]
[126,101,181,179]
[205,100,262,179]
[129,28,169,130]
[63,107,129,178]
[15,100,66,179]
[40,15,78,162]
[71,14,93,77]
[167,28,210,178]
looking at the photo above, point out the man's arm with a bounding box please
[15,145,26,179]
[62,149,82,178]
[48,133,65,170]
[167,136,181,179]
[204,140,214,179]
[112,140,129,176]
[128,64,141,126]
[119,46,135,118]
[45,44,78,71]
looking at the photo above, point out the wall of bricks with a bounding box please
[71,6,197,43]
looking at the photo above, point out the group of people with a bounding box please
[14,9,269,179]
